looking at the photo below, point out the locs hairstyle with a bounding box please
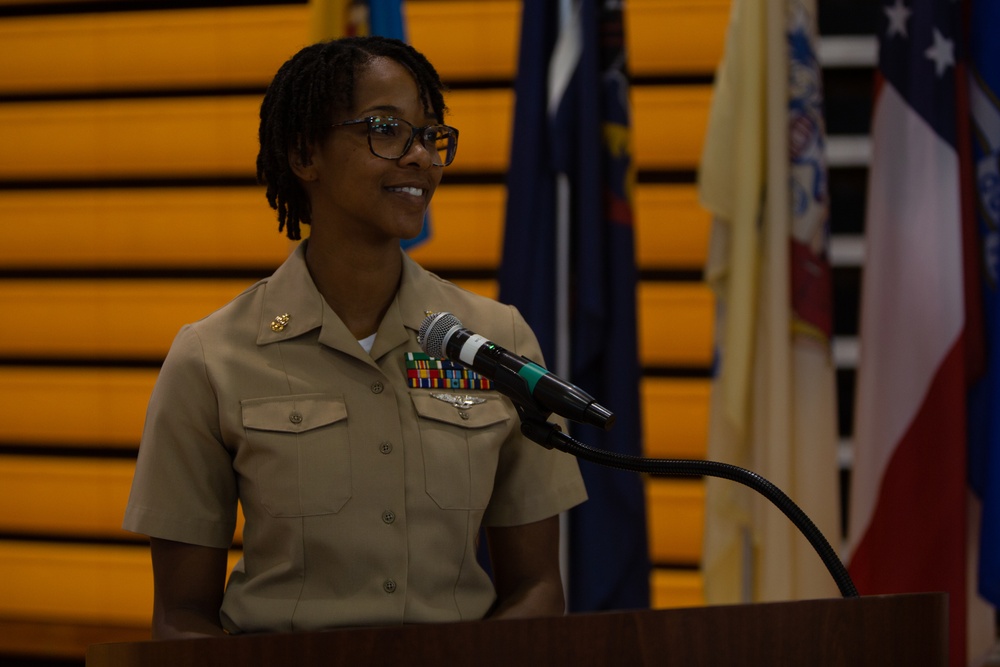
[256,36,448,240]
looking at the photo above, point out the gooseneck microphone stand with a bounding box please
[514,404,860,600]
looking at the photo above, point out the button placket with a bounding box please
[368,375,400,601]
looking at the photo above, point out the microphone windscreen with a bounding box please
[418,312,462,358]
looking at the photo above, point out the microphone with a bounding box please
[418,312,615,431]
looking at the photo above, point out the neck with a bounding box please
[304,238,403,340]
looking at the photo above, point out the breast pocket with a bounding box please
[411,393,512,510]
[241,394,350,517]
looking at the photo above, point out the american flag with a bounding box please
[846,1,969,665]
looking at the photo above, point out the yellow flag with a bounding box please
[698,0,841,604]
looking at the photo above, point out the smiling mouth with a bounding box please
[387,186,425,197]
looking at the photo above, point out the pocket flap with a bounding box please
[241,394,347,433]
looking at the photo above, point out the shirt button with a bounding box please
[371,381,384,394]
[382,510,396,524]
[383,579,397,594]
[289,411,303,424]
[458,410,470,420]
[379,441,393,455]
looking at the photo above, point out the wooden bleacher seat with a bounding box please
[0,370,706,461]
[3,183,708,271]
[0,88,709,179]
[0,367,156,449]
[0,279,713,371]
[0,1,729,93]
[646,479,705,566]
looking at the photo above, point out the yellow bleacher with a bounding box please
[0,0,729,658]
[0,279,712,365]
[5,184,708,270]
[0,1,726,93]
[0,87,710,177]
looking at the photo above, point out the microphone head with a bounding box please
[418,312,462,358]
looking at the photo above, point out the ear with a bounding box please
[288,144,318,181]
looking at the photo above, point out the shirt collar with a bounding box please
[255,242,325,347]
[254,241,443,361]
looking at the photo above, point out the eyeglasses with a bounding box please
[329,116,459,167]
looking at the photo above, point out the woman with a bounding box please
[123,36,587,639]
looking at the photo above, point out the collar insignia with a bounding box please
[270,313,291,332]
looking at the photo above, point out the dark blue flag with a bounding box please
[368,0,406,39]
[499,0,650,611]
[967,0,1000,608]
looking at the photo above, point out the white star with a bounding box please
[925,28,955,77]
[884,0,911,38]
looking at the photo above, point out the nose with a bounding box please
[399,130,437,168]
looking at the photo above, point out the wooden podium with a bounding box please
[86,593,947,666]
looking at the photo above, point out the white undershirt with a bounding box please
[358,332,377,354]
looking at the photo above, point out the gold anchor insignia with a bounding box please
[270,313,291,332]
[431,393,487,410]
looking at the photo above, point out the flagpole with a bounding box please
[551,0,576,382]
[551,0,577,604]
[555,175,571,379]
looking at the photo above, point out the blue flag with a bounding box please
[499,0,650,611]
[967,0,1000,608]
[368,0,406,39]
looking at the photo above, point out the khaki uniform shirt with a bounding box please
[123,243,587,633]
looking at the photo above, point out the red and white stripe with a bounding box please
[846,76,967,667]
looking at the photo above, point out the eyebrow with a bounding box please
[359,104,403,116]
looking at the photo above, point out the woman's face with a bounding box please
[302,56,443,246]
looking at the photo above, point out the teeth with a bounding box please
[388,186,424,196]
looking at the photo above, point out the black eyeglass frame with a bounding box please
[329,116,459,167]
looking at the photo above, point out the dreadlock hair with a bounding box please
[256,36,448,240]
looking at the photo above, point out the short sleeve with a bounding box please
[481,306,588,527]
[122,324,239,548]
